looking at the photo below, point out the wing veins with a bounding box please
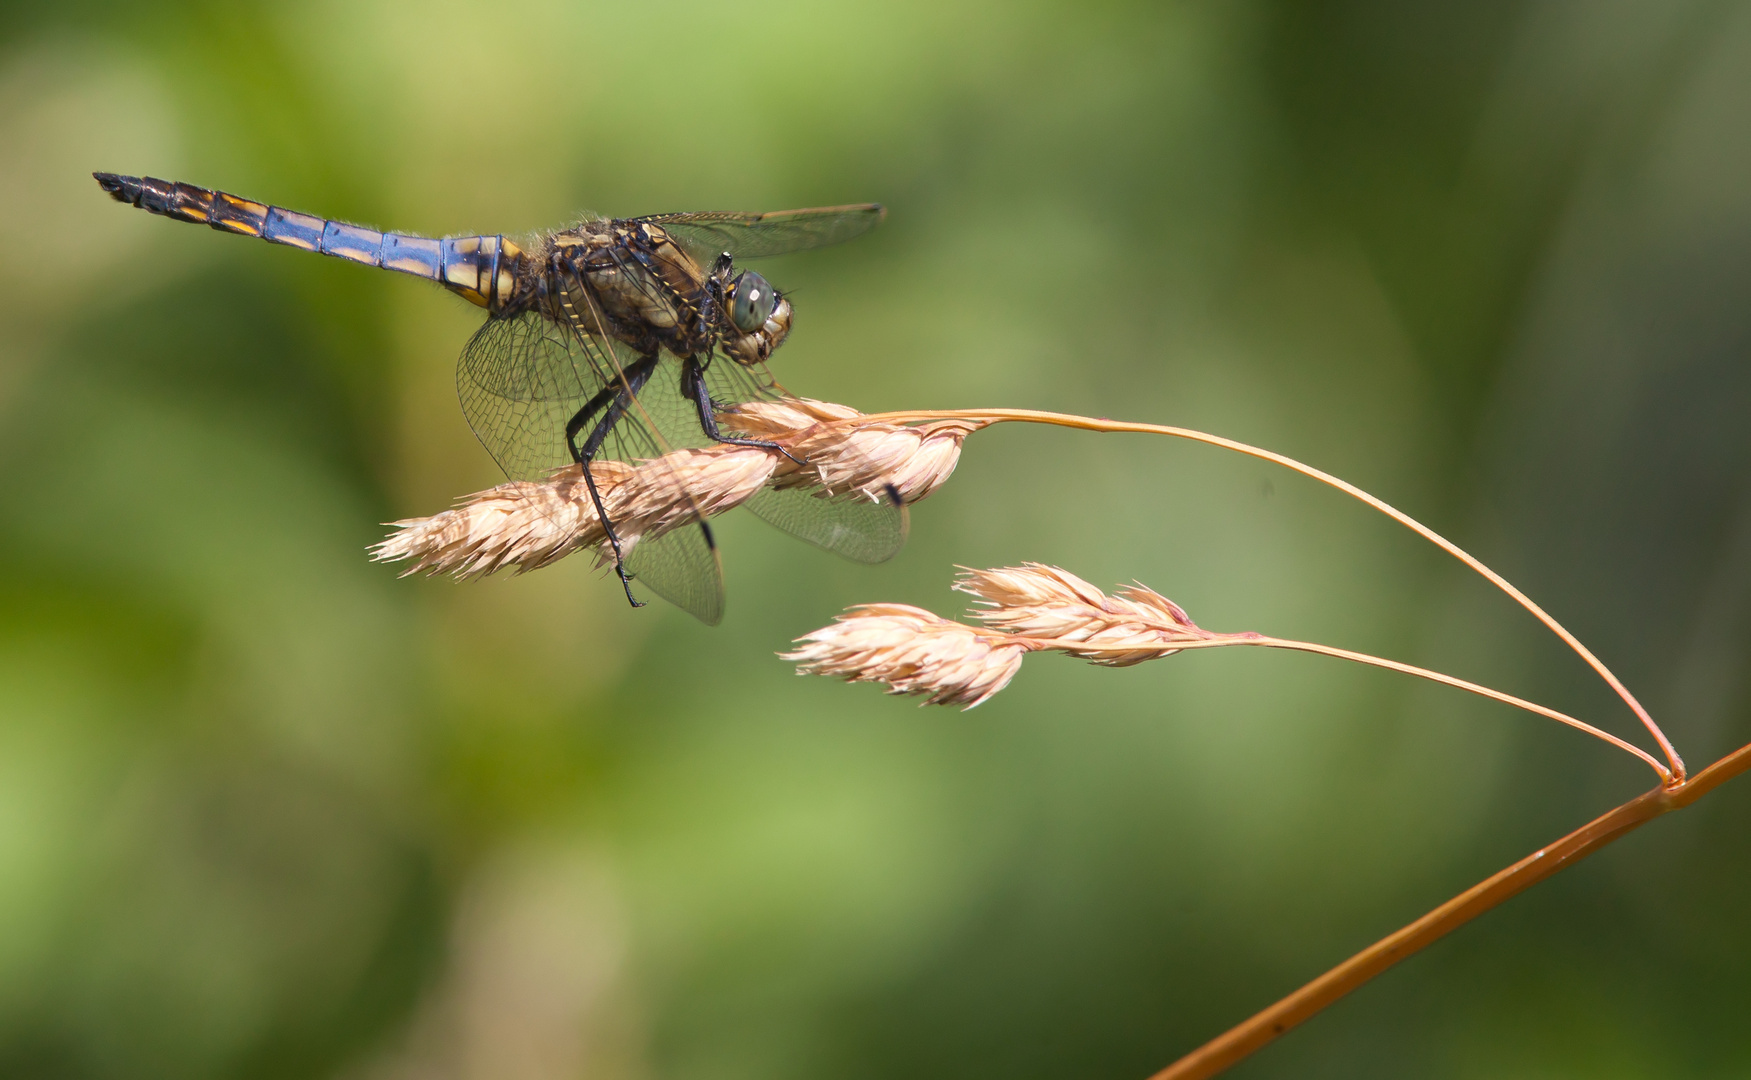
[553,260,725,623]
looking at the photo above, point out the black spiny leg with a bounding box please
[566,354,661,607]
[681,355,802,463]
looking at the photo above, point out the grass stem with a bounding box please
[1018,634,1670,781]
[1142,738,1751,1079]
[864,407,1685,781]
[1244,637,1671,781]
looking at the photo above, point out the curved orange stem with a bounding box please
[1142,738,1751,1079]
[1198,637,1666,780]
[1012,633,1667,780]
[866,407,1684,781]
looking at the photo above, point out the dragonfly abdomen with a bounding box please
[93,173,521,310]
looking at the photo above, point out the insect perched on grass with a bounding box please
[94,172,903,623]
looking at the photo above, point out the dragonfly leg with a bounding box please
[680,356,804,465]
[563,386,625,586]
[567,353,661,607]
[562,380,619,448]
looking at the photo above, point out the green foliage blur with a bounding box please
[1,2,1748,1077]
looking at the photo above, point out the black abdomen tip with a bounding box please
[93,171,140,203]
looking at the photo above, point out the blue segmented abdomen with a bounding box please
[93,172,521,310]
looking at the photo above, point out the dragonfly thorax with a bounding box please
[527,220,791,366]
[523,223,704,357]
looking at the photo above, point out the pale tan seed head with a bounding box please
[371,445,777,578]
[780,603,1031,708]
[955,563,1216,667]
[598,445,777,562]
[723,396,863,435]
[726,397,988,504]
[369,462,634,579]
[374,395,979,582]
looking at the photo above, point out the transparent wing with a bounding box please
[454,278,727,624]
[625,520,724,625]
[702,356,909,565]
[741,487,908,563]
[635,204,885,263]
[456,310,601,481]
[601,335,727,625]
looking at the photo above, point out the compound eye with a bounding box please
[731,270,776,333]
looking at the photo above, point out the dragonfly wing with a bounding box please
[625,520,725,626]
[741,486,908,564]
[454,272,727,623]
[457,310,602,480]
[637,204,885,263]
[700,356,909,564]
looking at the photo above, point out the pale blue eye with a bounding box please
[731,271,775,333]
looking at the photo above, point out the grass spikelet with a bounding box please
[601,445,778,559]
[780,603,1029,708]
[727,397,989,503]
[370,461,636,579]
[371,445,776,578]
[955,563,1224,666]
[374,397,984,581]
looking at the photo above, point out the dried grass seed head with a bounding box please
[375,393,980,583]
[724,396,864,436]
[370,461,636,579]
[372,444,777,578]
[726,397,987,504]
[597,445,777,561]
[955,563,1216,667]
[781,603,1030,708]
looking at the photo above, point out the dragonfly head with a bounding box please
[720,268,792,366]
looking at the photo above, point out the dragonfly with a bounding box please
[94,172,904,624]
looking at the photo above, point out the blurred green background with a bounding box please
[0,1,1748,1077]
